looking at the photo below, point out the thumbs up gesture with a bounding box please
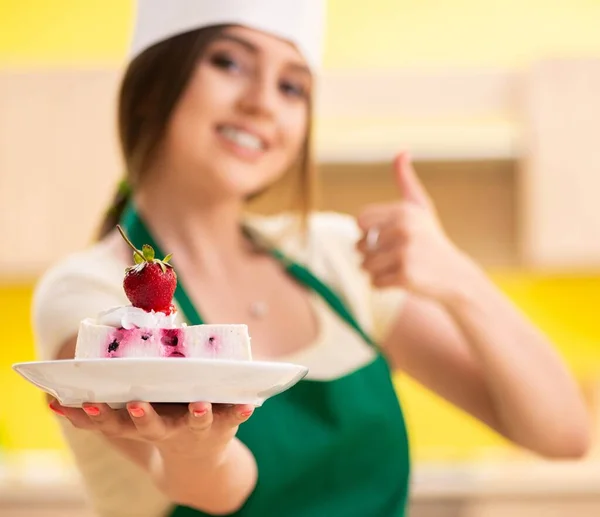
[356,152,476,305]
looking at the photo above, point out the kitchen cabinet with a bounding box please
[518,59,600,269]
[2,59,599,279]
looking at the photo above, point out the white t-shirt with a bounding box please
[32,211,406,517]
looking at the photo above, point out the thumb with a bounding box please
[393,151,433,211]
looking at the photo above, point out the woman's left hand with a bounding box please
[356,152,478,305]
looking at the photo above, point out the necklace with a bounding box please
[248,300,269,319]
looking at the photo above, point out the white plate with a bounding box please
[12,358,309,408]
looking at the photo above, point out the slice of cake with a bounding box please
[74,226,252,361]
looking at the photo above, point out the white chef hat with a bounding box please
[129,0,327,71]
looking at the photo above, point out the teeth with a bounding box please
[219,126,264,150]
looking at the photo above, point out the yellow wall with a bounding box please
[0,0,132,67]
[0,286,64,450]
[1,0,600,68]
[326,0,600,68]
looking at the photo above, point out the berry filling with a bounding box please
[104,327,186,358]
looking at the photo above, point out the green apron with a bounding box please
[120,205,411,517]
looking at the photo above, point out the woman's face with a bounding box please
[161,25,311,201]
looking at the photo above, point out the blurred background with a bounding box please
[1,0,600,515]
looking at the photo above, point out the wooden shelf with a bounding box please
[312,67,519,162]
[314,116,521,163]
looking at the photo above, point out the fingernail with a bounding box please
[193,408,208,417]
[49,402,65,417]
[240,409,254,418]
[128,406,145,418]
[83,406,100,417]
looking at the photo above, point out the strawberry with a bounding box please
[117,225,177,314]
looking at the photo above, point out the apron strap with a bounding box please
[120,202,378,350]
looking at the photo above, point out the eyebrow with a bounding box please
[216,33,311,76]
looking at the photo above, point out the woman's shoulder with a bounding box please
[307,210,359,234]
[34,236,125,299]
[245,210,362,257]
[32,236,128,359]
[246,210,367,294]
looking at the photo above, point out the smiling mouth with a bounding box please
[217,125,267,151]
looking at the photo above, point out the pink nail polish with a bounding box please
[193,408,207,417]
[83,406,100,417]
[240,410,253,418]
[49,403,65,417]
[129,407,145,418]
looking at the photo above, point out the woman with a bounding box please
[33,1,590,516]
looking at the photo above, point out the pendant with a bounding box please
[249,301,268,319]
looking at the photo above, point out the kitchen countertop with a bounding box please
[410,459,600,500]
[2,451,600,506]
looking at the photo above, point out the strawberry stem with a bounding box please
[116,225,146,262]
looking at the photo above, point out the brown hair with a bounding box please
[98,25,315,238]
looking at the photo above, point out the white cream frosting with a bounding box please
[97,305,179,329]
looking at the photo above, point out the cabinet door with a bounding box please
[520,59,600,268]
[0,70,121,278]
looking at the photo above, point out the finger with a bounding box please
[187,402,214,432]
[372,268,401,288]
[126,402,168,441]
[356,203,398,232]
[49,399,96,431]
[82,403,133,436]
[361,249,399,277]
[212,403,254,429]
[48,398,66,417]
[356,220,406,255]
[393,151,433,211]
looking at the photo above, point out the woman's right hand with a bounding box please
[49,398,254,463]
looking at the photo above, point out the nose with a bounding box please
[237,69,278,119]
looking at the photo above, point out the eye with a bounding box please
[210,52,241,72]
[279,80,306,99]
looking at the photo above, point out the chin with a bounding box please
[214,163,283,199]
[231,178,276,200]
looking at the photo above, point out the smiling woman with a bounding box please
[29,1,590,517]
[101,23,314,238]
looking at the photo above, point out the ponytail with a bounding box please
[97,178,132,239]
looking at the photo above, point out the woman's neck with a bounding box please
[132,180,254,276]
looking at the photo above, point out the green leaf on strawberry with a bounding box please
[142,244,155,261]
